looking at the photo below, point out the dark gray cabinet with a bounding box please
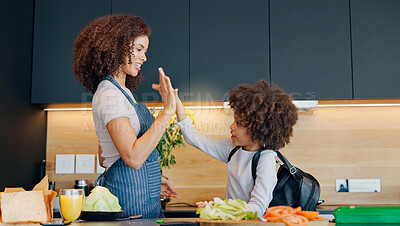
[270,0,352,100]
[113,0,190,101]
[31,0,111,104]
[31,1,400,103]
[1,0,47,190]
[351,0,400,98]
[190,0,270,101]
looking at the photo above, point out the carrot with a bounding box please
[264,212,294,222]
[298,210,319,220]
[264,206,323,225]
[293,207,302,213]
[282,214,309,226]
[265,216,285,222]
[266,206,295,217]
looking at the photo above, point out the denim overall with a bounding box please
[95,75,163,218]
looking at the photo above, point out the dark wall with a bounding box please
[0,0,47,190]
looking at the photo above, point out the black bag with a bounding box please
[228,147,321,211]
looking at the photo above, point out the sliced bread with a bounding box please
[1,191,48,223]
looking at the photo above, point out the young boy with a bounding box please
[175,80,298,217]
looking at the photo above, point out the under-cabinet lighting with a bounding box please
[44,106,225,111]
[44,108,92,111]
[43,102,400,111]
[318,103,400,107]
[151,106,224,110]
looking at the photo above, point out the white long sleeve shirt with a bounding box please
[177,116,277,217]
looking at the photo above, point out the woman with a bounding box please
[73,14,177,218]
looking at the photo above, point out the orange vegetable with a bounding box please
[298,210,319,220]
[265,216,284,222]
[282,214,309,226]
[293,207,302,213]
[265,206,323,225]
[266,206,295,217]
[264,212,286,222]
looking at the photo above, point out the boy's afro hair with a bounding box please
[229,80,298,150]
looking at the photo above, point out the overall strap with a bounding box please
[103,75,136,107]
[227,146,241,162]
[103,75,158,161]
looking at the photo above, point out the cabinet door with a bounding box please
[1,0,47,190]
[113,0,190,101]
[351,0,400,98]
[31,0,111,104]
[190,0,270,101]
[270,0,352,100]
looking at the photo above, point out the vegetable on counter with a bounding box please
[196,197,257,221]
[264,206,321,226]
[82,186,122,212]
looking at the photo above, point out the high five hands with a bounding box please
[151,67,179,198]
[152,67,177,115]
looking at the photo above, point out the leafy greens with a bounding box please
[83,186,122,212]
[197,197,257,221]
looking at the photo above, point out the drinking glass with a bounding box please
[59,189,84,221]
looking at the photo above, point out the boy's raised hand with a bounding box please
[174,88,187,122]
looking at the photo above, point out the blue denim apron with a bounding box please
[95,75,163,218]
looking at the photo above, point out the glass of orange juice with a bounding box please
[59,189,84,221]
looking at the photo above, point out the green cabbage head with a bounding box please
[83,186,122,211]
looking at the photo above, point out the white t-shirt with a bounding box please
[92,80,140,168]
[177,116,278,217]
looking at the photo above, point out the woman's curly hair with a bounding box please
[229,80,298,150]
[73,14,151,93]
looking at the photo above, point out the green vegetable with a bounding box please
[83,186,122,212]
[196,197,257,221]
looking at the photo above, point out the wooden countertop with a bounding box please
[0,217,334,226]
[164,204,337,214]
[45,218,335,226]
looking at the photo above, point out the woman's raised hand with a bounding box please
[152,67,177,115]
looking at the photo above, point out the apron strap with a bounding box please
[103,75,136,107]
